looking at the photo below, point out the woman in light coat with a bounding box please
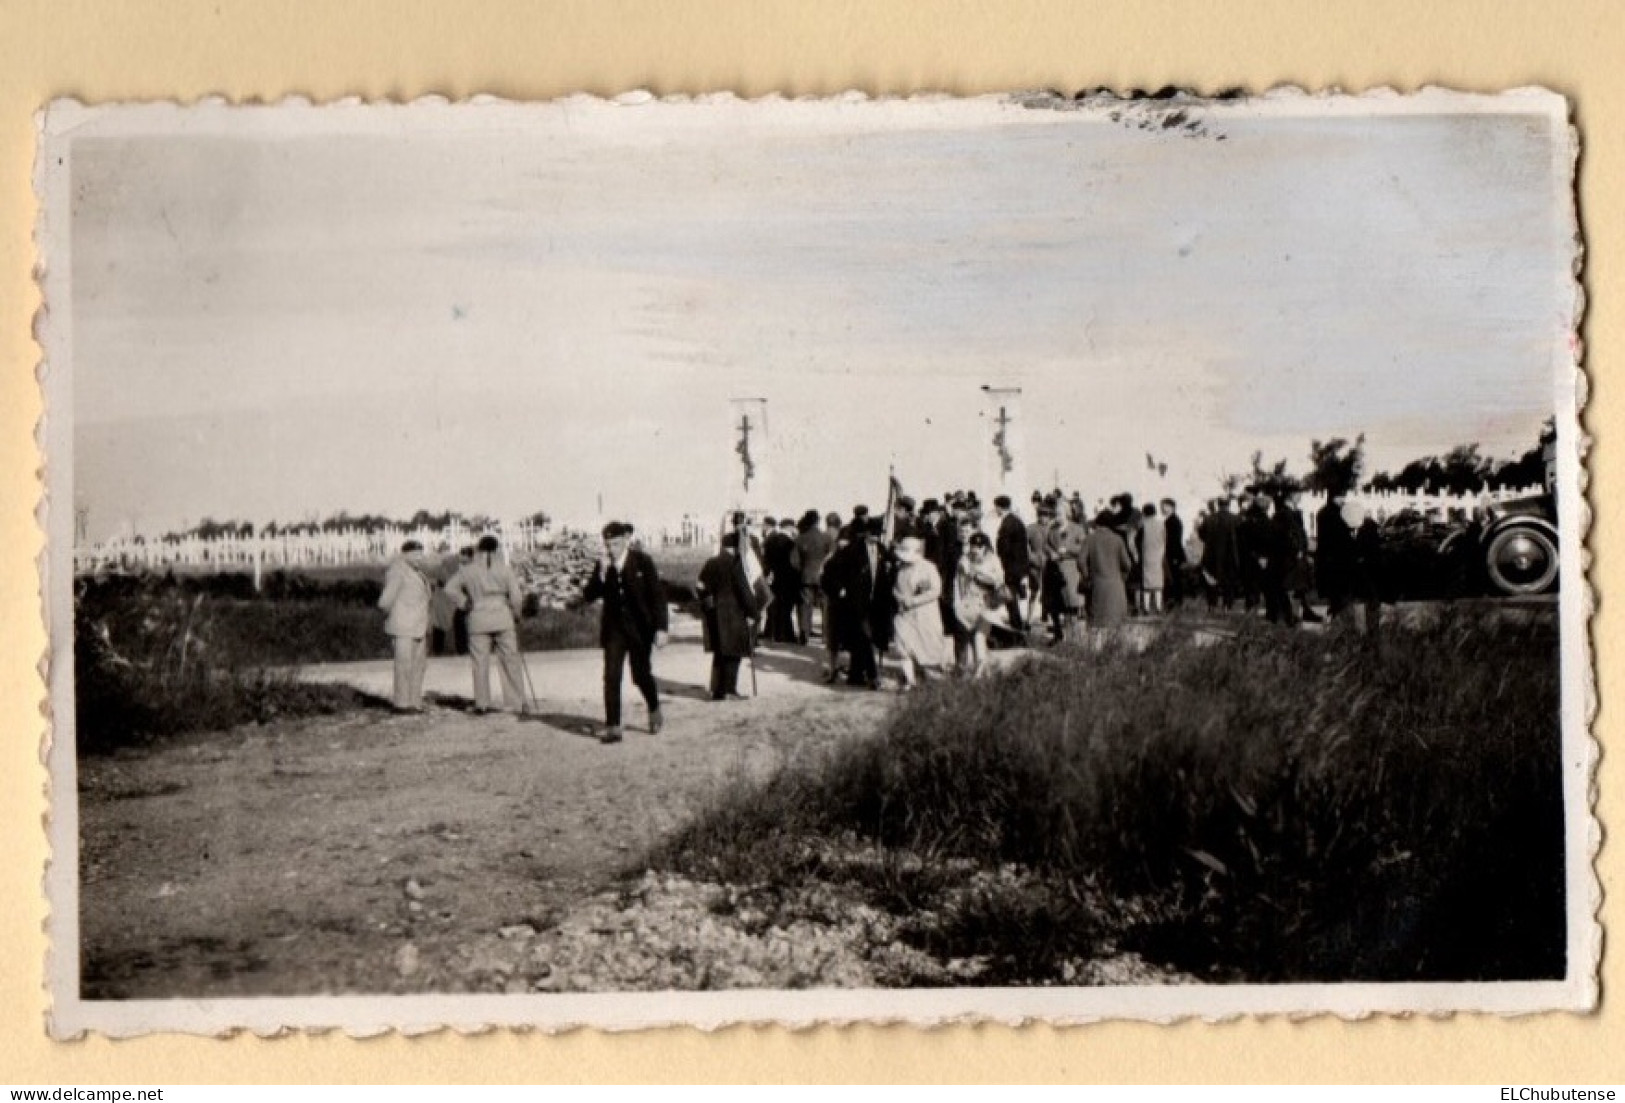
[1137,502,1168,615]
[891,535,947,689]
[378,540,433,712]
[951,532,1008,676]
[443,535,527,714]
[1041,501,1088,642]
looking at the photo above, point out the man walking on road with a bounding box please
[580,521,669,744]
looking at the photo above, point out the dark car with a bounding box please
[1435,440,1560,598]
[1449,492,1560,596]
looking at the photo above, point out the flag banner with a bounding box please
[883,472,904,543]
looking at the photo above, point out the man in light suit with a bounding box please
[378,540,433,713]
[581,521,669,744]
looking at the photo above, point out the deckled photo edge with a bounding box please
[34,87,1596,1039]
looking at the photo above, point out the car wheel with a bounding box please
[1484,524,1559,596]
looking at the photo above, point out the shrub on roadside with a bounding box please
[73,573,607,754]
[73,584,374,755]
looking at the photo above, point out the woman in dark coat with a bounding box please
[1081,510,1135,630]
[695,533,760,700]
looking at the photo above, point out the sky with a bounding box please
[65,94,1577,541]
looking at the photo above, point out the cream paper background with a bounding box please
[1,0,1617,1082]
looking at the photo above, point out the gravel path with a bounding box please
[78,636,898,998]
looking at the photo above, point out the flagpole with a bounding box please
[884,463,899,545]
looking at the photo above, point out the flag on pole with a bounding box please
[883,471,905,544]
[722,507,769,599]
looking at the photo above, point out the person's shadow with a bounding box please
[655,678,711,702]
[744,642,831,687]
[531,712,604,740]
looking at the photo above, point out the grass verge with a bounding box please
[653,609,1566,983]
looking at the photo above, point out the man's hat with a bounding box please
[897,495,916,511]
[921,498,941,514]
[602,521,632,539]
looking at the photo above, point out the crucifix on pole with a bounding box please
[727,397,770,510]
[981,384,1025,508]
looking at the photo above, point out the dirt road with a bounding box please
[79,629,895,998]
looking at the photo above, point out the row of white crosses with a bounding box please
[75,519,555,575]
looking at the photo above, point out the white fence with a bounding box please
[75,515,721,575]
[74,489,1536,575]
[1299,486,1541,538]
[75,520,553,575]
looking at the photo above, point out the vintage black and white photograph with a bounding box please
[38,90,1590,1034]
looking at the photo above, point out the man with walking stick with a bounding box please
[580,521,668,744]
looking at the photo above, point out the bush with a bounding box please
[72,574,607,754]
[517,606,600,651]
[73,582,374,755]
[657,610,1566,982]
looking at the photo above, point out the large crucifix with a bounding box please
[992,404,1015,476]
[736,412,756,490]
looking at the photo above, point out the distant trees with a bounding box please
[1362,419,1554,495]
[1214,419,1550,500]
[1306,435,1366,497]
[163,509,554,542]
[1246,451,1301,497]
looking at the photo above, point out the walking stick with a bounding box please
[748,624,759,698]
[517,644,541,718]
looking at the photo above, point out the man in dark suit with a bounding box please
[991,495,1030,633]
[822,516,891,689]
[762,517,800,642]
[1200,496,1244,610]
[1160,499,1186,608]
[927,498,961,635]
[580,521,669,744]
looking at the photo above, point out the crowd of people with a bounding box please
[1189,487,1386,627]
[375,482,1389,739]
[689,489,1189,693]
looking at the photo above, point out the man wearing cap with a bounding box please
[890,495,923,542]
[378,539,433,713]
[581,521,669,743]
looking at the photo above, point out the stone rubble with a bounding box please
[510,535,599,610]
[443,867,1192,992]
